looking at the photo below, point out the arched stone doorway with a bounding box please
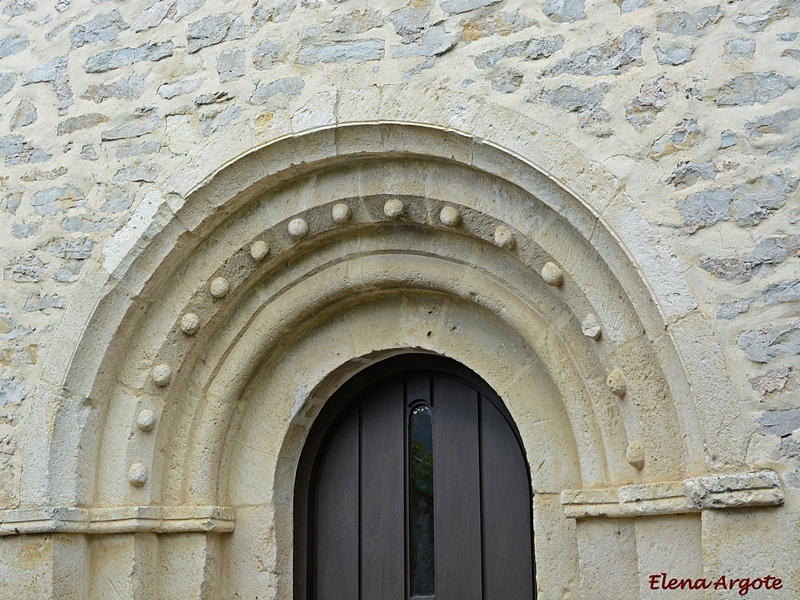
[9,112,782,598]
[295,354,535,600]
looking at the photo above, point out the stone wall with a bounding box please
[1,0,799,597]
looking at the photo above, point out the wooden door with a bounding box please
[295,357,536,600]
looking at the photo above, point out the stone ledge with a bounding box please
[561,470,783,519]
[0,505,235,536]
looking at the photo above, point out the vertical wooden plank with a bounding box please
[433,377,483,600]
[361,381,406,600]
[481,396,535,600]
[406,374,430,405]
[315,409,360,600]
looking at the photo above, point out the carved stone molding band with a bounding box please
[561,470,783,519]
[0,505,235,536]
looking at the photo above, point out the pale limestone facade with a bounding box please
[1,0,799,597]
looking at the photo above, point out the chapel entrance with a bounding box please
[294,355,536,600]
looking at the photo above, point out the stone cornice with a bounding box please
[0,505,235,536]
[561,470,784,519]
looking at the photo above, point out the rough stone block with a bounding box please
[298,39,385,65]
[84,42,174,73]
[716,72,797,106]
[70,10,129,48]
[0,34,28,58]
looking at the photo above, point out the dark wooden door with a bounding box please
[295,357,535,600]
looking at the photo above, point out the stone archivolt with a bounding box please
[10,123,779,597]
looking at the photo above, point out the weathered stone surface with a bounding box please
[31,185,84,215]
[543,0,585,23]
[717,298,752,320]
[253,0,294,25]
[200,104,241,135]
[80,145,98,160]
[722,38,755,62]
[678,171,796,232]
[701,236,800,280]
[547,28,644,77]
[100,192,134,213]
[783,48,800,62]
[735,0,800,32]
[758,406,800,436]
[81,72,146,103]
[667,161,716,188]
[60,216,116,233]
[135,0,172,31]
[0,135,27,160]
[135,0,205,30]
[331,8,383,34]
[461,12,534,42]
[0,34,27,58]
[3,0,36,17]
[187,14,244,53]
[9,99,36,130]
[656,6,722,36]
[23,294,63,312]
[715,72,797,106]
[440,0,501,15]
[0,377,24,406]
[217,49,244,82]
[70,10,129,48]
[56,113,109,135]
[739,322,800,363]
[0,134,50,165]
[253,38,287,69]
[626,77,676,129]
[12,222,39,238]
[752,366,792,397]
[85,42,174,73]
[617,0,650,13]
[768,137,800,160]
[45,237,95,259]
[23,56,66,84]
[21,56,72,113]
[491,68,523,93]
[541,83,608,114]
[649,119,700,159]
[392,24,457,58]
[764,280,800,305]
[116,141,161,158]
[165,114,199,154]
[298,39,385,65]
[195,91,232,105]
[719,129,736,148]
[158,77,203,99]
[654,44,693,66]
[475,36,563,68]
[250,76,304,104]
[745,108,800,139]
[101,113,163,141]
[112,162,158,183]
[388,2,433,43]
[0,70,16,97]
[3,252,45,282]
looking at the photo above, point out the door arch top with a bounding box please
[23,95,743,512]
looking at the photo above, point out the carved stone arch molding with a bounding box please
[11,88,782,598]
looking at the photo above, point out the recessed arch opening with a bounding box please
[293,353,537,600]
